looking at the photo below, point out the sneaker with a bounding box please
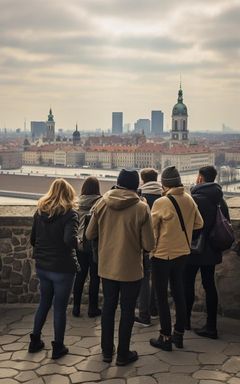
[134,316,152,327]
[194,325,218,339]
[150,335,172,351]
[88,308,102,318]
[116,350,138,366]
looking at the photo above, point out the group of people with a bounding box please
[28,165,230,365]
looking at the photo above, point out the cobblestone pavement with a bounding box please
[0,306,239,384]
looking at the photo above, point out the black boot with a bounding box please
[194,325,218,339]
[172,331,184,349]
[28,333,45,353]
[150,334,172,351]
[72,305,80,317]
[51,341,69,359]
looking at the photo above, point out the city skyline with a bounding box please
[0,0,239,132]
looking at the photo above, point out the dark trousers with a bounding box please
[33,268,74,343]
[152,256,187,336]
[138,254,158,321]
[73,250,100,312]
[185,264,218,330]
[101,278,141,357]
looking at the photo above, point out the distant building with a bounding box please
[0,150,22,169]
[151,111,164,136]
[31,121,47,140]
[171,85,188,142]
[72,124,81,146]
[112,112,123,135]
[134,119,151,135]
[46,108,55,142]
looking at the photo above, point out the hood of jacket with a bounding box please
[103,188,140,210]
[78,194,101,211]
[141,181,162,195]
[190,182,223,205]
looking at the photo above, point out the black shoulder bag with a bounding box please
[167,195,205,255]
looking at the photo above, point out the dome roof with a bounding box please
[172,88,188,116]
[73,130,80,137]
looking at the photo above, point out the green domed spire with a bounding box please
[172,85,188,117]
[48,108,54,122]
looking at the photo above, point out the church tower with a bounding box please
[171,84,188,142]
[46,108,55,142]
[72,123,81,146]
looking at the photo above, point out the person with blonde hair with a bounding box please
[29,178,80,359]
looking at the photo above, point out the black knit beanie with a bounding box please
[161,166,181,188]
[117,169,139,191]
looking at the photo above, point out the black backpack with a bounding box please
[209,205,235,251]
[78,213,92,254]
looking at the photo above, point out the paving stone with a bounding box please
[0,335,19,345]
[101,366,137,380]
[156,351,198,365]
[198,353,228,365]
[68,346,90,356]
[132,341,159,355]
[170,365,199,373]
[99,380,125,384]
[44,374,70,384]
[134,355,161,367]
[137,360,169,375]
[127,377,157,384]
[185,339,227,353]
[70,371,101,383]
[0,380,19,384]
[11,350,46,362]
[223,343,240,356]
[222,357,240,373]
[36,363,76,375]
[25,379,44,384]
[198,381,225,384]
[228,379,240,384]
[74,337,100,348]
[9,329,30,336]
[66,327,100,337]
[132,332,157,342]
[15,370,38,382]
[154,373,198,384]
[75,359,108,372]
[0,353,12,361]
[56,354,85,366]
[62,335,81,345]
[2,342,26,351]
[0,368,18,378]
[0,360,39,370]
[193,370,230,381]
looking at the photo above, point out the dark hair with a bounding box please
[140,168,158,183]
[81,177,100,195]
[199,166,217,182]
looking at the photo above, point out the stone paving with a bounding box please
[0,306,239,384]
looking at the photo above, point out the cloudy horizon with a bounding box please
[0,0,239,132]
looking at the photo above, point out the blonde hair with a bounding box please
[37,178,78,217]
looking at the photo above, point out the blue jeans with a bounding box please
[33,268,75,343]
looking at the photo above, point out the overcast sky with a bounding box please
[0,0,239,132]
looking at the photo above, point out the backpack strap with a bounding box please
[167,194,191,250]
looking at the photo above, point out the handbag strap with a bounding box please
[167,194,190,250]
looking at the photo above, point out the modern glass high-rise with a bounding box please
[31,121,47,140]
[151,111,164,136]
[112,112,123,134]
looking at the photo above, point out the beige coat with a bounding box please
[151,186,203,260]
[86,188,155,282]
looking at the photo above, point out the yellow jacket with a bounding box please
[151,186,203,260]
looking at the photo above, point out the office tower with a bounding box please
[112,112,123,134]
[134,119,151,135]
[31,121,47,140]
[151,110,164,136]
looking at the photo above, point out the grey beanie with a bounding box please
[161,166,181,188]
[117,169,139,191]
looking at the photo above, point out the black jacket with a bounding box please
[31,209,80,273]
[189,182,230,265]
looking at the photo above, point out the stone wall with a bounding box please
[0,212,240,319]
